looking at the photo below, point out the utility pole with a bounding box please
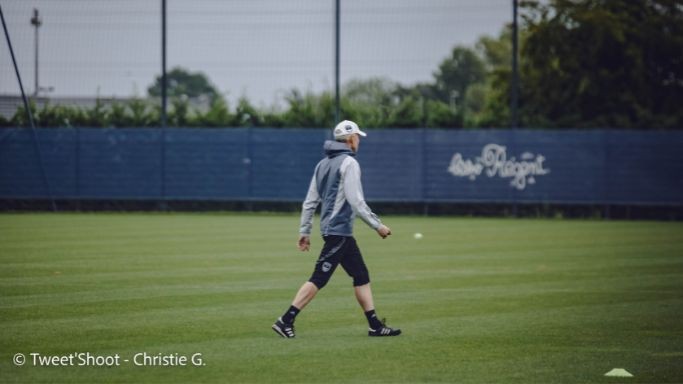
[30,8,41,97]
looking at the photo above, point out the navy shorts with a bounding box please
[308,235,370,289]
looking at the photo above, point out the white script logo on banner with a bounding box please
[447,143,550,190]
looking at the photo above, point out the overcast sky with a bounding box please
[1,0,512,106]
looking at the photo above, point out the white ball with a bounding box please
[413,232,423,240]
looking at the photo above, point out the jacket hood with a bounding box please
[324,140,355,158]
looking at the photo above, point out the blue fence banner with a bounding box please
[1,128,681,205]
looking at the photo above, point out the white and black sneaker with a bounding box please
[272,317,295,338]
[368,318,401,337]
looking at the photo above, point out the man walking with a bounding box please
[272,120,401,338]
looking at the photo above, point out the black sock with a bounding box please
[281,305,300,324]
[365,309,383,329]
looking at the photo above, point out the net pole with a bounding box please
[1,4,56,211]
[160,0,167,208]
[334,0,340,124]
[511,0,519,216]
[511,0,519,129]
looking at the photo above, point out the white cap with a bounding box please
[333,120,367,141]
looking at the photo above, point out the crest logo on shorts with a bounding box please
[322,262,332,272]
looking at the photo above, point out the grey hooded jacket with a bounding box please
[299,140,381,237]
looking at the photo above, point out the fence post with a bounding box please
[75,127,80,207]
[246,127,253,211]
[421,128,428,215]
[602,130,610,219]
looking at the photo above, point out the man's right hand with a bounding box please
[377,224,392,239]
[298,235,311,251]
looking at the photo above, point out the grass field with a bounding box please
[1,213,682,383]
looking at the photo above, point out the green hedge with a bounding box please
[1,92,466,129]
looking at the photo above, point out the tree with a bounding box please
[517,0,683,128]
[342,78,399,127]
[235,97,263,127]
[433,46,487,105]
[147,67,220,102]
[343,77,398,106]
[280,89,335,127]
[193,96,235,127]
[469,27,516,127]
[476,27,512,71]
